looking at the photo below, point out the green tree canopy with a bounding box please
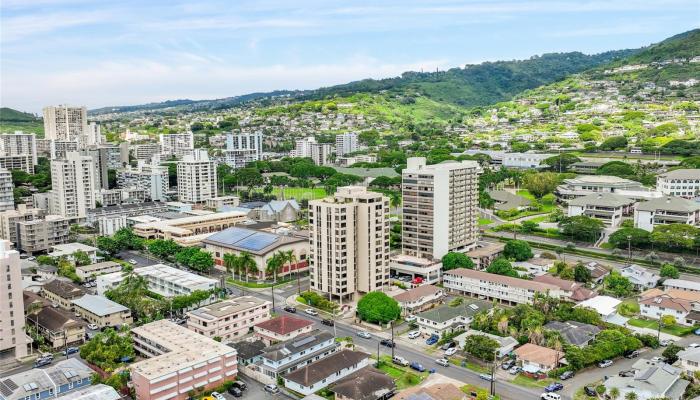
[660,264,680,279]
[486,258,518,278]
[608,227,651,249]
[503,240,533,261]
[558,215,604,242]
[357,291,401,324]
[604,271,633,298]
[599,136,628,151]
[80,328,135,372]
[543,154,581,172]
[651,224,699,251]
[441,252,475,270]
[463,334,500,361]
[523,172,559,198]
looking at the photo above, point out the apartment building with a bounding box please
[116,160,170,202]
[75,261,122,281]
[567,192,636,227]
[0,204,44,245]
[0,131,37,165]
[402,157,481,260]
[0,240,28,363]
[0,168,14,211]
[79,146,117,189]
[72,294,132,328]
[663,279,700,293]
[335,132,358,156]
[224,132,263,169]
[48,243,98,264]
[41,280,86,310]
[130,320,238,400]
[309,186,390,302]
[443,268,565,305]
[159,132,194,159]
[50,140,79,160]
[25,305,85,349]
[133,210,247,246]
[16,215,71,254]
[177,149,218,203]
[634,196,700,232]
[257,329,337,383]
[43,105,88,142]
[656,169,700,198]
[87,201,170,235]
[0,358,93,400]
[0,154,34,174]
[389,254,442,284]
[187,296,272,341]
[113,263,217,297]
[283,350,370,396]
[415,300,489,336]
[253,315,315,345]
[95,187,147,206]
[206,195,240,211]
[290,136,316,158]
[50,152,96,219]
[392,284,445,316]
[132,143,161,160]
[290,137,333,166]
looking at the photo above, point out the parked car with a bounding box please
[689,343,700,349]
[541,393,561,400]
[321,319,334,326]
[407,331,420,339]
[426,335,439,345]
[392,356,409,366]
[405,315,417,322]
[501,359,515,370]
[357,331,371,339]
[598,360,613,368]
[34,358,52,368]
[584,387,597,396]
[231,381,247,391]
[559,371,574,380]
[651,356,665,363]
[624,350,640,359]
[618,370,635,377]
[283,306,296,313]
[304,308,318,316]
[227,387,242,397]
[444,347,458,356]
[40,353,54,361]
[27,256,36,261]
[263,384,279,394]
[129,259,138,265]
[479,373,494,382]
[694,328,700,335]
[380,339,396,348]
[509,366,521,375]
[441,341,456,350]
[660,339,673,347]
[62,347,79,355]
[544,382,563,392]
[435,358,450,367]
[87,323,98,330]
[410,362,425,372]
[211,392,225,400]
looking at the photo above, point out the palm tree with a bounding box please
[624,392,637,400]
[609,387,620,400]
[238,252,256,282]
[527,326,544,346]
[223,254,239,280]
[266,253,283,284]
[283,250,300,293]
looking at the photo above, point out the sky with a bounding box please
[1,0,698,113]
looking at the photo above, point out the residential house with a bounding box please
[71,294,133,328]
[394,383,468,400]
[392,284,445,316]
[634,196,700,232]
[603,359,689,400]
[48,243,99,264]
[466,242,506,270]
[532,274,596,302]
[0,358,93,400]
[282,350,370,396]
[415,300,491,337]
[677,347,700,373]
[229,339,266,367]
[487,190,531,211]
[330,367,395,400]
[75,261,121,281]
[513,257,555,277]
[514,343,562,373]
[620,264,660,290]
[53,384,123,400]
[663,279,700,293]
[256,329,337,384]
[253,315,315,345]
[576,296,622,322]
[543,321,601,347]
[639,288,700,326]
[585,262,610,284]
[41,280,87,310]
[454,330,519,358]
[567,192,635,227]
[186,296,272,341]
[25,306,86,349]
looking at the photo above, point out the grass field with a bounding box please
[627,318,695,336]
[376,356,427,389]
[478,218,494,226]
[512,374,554,388]
[270,187,327,200]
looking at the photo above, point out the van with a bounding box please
[540,393,561,400]
[392,356,409,366]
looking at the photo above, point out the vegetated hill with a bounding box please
[623,29,700,64]
[0,107,44,136]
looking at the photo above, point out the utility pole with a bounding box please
[391,321,395,359]
[627,235,632,260]
[271,284,275,312]
[490,349,497,396]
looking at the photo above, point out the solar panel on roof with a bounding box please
[236,233,278,251]
[211,228,256,244]
[291,336,316,348]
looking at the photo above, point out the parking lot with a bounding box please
[216,377,293,400]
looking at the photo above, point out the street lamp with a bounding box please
[627,235,632,260]
[490,348,498,396]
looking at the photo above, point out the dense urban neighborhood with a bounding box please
[1,20,700,400]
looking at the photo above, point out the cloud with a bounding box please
[1,10,112,42]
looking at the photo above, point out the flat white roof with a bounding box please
[50,242,98,254]
[72,294,129,316]
[663,279,700,291]
[575,295,621,316]
[135,264,217,288]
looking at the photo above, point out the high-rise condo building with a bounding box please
[309,186,390,302]
[117,160,169,202]
[0,168,14,211]
[402,157,481,260]
[86,122,102,146]
[224,132,263,169]
[0,132,37,165]
[159,132,194,159]
[0,239,28,361]
[43,105,88,142]
[335,132,358,157]
[177,149,217,203]
[50,152,96,219]
[311,143,333,166]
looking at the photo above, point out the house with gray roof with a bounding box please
[71,294,132,328]
[603,359,689,400]
[567,192,635,227]
[0,358,93,400]
[415,300,491,336]
[634,196,700,231]
[330,367,395,400]
[544,321,601,347]
[283,350,370,396]
[487,190,531,212]
[620,264,660,291]
[657,169,700,198]
[677,346,700,373]
[454,329,519,358]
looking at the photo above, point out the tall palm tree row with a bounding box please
[266,252,284,283]
[239,252,257,282]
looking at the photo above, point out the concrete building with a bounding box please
[133,210,248,246]
[556,175,662,203]
[117,161,170,202]
[532,274,596,302]
[71,294,132,328]
[132,143,161,161]
[16,215,71,254]
[123,264,217,297]
[48,243,99,264]
[41,280,86,310]
[335,132,358,157]
[0,154,34,174]
[187,296,272,341]
[392,284,445,316]
[253,315,315,345]
[0,204,44,245]
[567,192,636,227]
[86,201,170,235]
[414,300,490,337]
[130,320,238,400]
[0,240,29,363]
[177,149,218,203]
[50,140,79,160]
[0,358,93,400]
[634,196,700,232]
[224,132,263,169]
[206,195,240,211]
[159,132,194,158]
[203,226,309,280]
[290,136,316,158]
[309,186,390,302]
[75,261,122,281]
[311,142,333,166]
[0,168,14,211]
[389,254,442,284]
[50,152,96,219]
[43,105,87,142]
[257,329,337,383]
[283,350,370,396]
[0,132,37,166]
[656,169,700,198]
[443,268,565,305]
[402,157,481,260]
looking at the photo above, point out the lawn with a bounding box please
[461,384,500,400]
[627,318,696,336]
[271,187,326,200]
[512,374,554,389]
[375,357,427,390]
[479,218,494,226]
[617,299,640,317]
[448,357,489,373]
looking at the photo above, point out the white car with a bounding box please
[128,259,138,265]
[598,360,613,368]
[211,392,225,400]
[357,331,372,339]
[405,315,417,322]
[541,393,561,400]
[445,347,458,356]
[407,331,420,339]
[689,343,700,349]
[651,356,664,363]
[304,308,318,316]
[87,324,98,330]
[435,358,450,367]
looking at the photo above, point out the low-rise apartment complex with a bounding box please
[133,210,248,246]
[71,294,133,328]
[253,315,314,345]
[443,268,565,305]
[656,169,700,198]
[634,196,700,232]
[187,296,271,341]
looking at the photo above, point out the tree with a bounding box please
[608,228,651,249]
[189,251,214,273]
[503,240,533,261]
[609,387,620,400]
[356,291,401,324]
[624,392,637,400]
[96,237,121,257]
[223,253,239,279]
[266,253,284,283]
[80,328,135,372]
[543,154,580,172]
[175,247,199,267]
[463,334,500,361]
[660,315,676,327]
[72,250,92,267]
[660,264,680,279]
[486,258,518,278]
[441,252,475,270]
[238,251,257,282]
[662,343,684,364]
[148,239,181,260]
[604,271,633,298]
[558,215,604,242]
[651,224,699,251]
[573,263,591,283]
[113,228,144,251]
[36,255,55,266]
[523,172,559,198]
[599,136,628,151]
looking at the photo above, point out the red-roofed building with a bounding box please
[254,315,315,345]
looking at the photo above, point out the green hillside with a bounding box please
[0,108,44,136]
[625,29,700,63]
